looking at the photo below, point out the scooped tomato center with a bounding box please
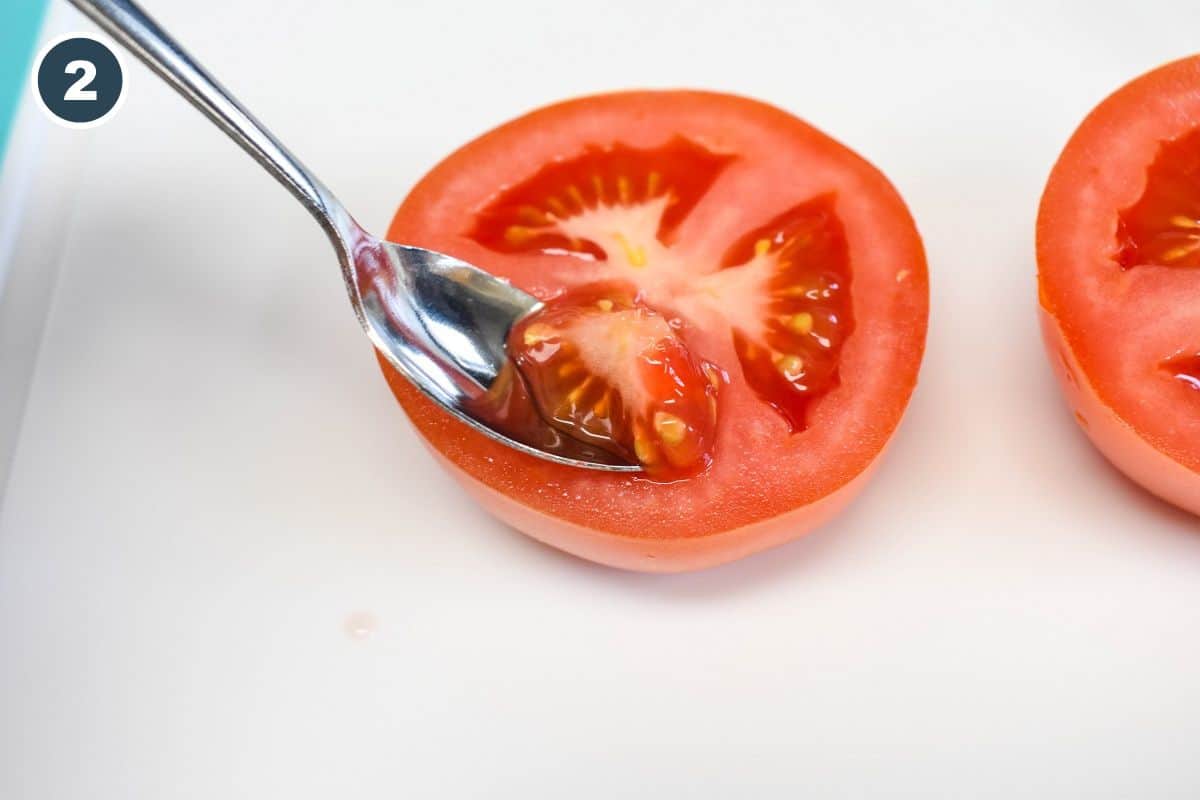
[472,138,854,477]
[1117,127,1200,269]
[509,285,719,480]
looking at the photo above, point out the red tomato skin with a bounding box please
[1040,309,1200,516]
[381,90,929,571]
[382,354,888,572]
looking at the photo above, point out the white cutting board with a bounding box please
[3,1,1200,797]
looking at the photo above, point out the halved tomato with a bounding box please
[1038,55,1200,516]
[382,91,928,571]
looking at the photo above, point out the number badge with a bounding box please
[32,33,125,129]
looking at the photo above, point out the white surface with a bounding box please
[3,1,1200,797]
[0,5,89,498]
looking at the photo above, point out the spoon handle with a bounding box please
[68,0,362,255]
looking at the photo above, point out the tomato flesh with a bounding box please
[508,284,719,480]
[1117,127,1200,269]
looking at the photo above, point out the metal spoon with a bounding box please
[69,0,637,472]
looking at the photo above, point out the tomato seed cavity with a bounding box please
[1163,353,1200,393]
[1117,127,1200,269]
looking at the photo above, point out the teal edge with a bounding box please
[0,0,49,160]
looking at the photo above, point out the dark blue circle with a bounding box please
[37,37,123,124]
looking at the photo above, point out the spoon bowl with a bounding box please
[351,236,638,469]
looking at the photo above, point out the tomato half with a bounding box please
[383,91,928,571]
[1038,55,1200,516]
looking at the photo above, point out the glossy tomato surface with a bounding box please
[1038,56,1200,516]
[383,91,928,571]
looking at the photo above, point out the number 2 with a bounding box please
[64,60,97,101]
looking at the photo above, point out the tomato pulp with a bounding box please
[1038,56,1200,516]
[383,91,928,571]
